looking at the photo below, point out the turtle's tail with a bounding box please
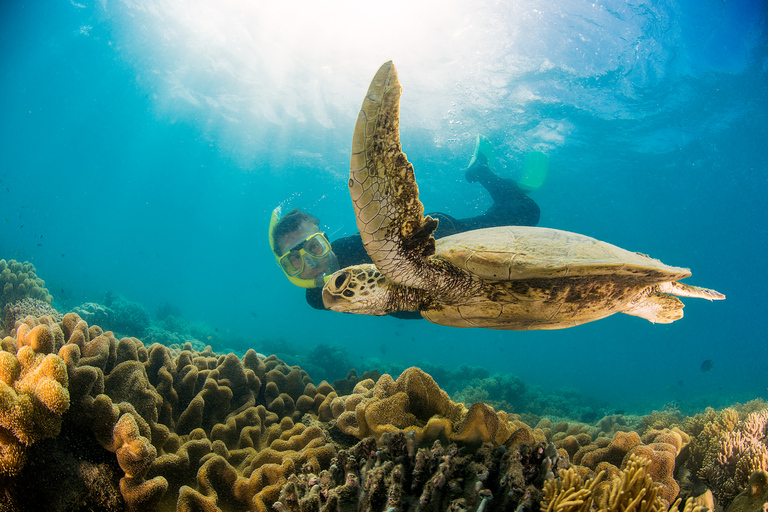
[660,281,726,301]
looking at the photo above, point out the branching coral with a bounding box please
[543,454,705,512]
[698,409,768,507]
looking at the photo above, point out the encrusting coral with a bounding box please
[3,297,61,336]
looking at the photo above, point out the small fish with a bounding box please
[20,224,23,228]
[36,244,42,247]
[249,311,258,319]
[61,254,65,257]
[700,359,714,373]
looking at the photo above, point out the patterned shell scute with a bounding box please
[436,226,691,282]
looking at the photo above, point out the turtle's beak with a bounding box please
[322,270,352,311]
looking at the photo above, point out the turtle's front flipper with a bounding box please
[349,61,437,289]
[622,291,685,324]
[658,281,726,301]
[623,280,725,324]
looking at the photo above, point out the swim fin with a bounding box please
[518,151,549,191]
[467,134,496,171]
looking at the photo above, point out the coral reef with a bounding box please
[0,309,765,512]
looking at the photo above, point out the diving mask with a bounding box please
[278,233,332,277]
[268,207,334,288]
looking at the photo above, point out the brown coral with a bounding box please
[330,366,519,447]
[727,470,768,512]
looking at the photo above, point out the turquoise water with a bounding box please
[1,0,766,413]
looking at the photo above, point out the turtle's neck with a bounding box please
[384,263,482,312]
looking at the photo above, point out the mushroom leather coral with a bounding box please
[331,366,518,445]
[1,312,342,511]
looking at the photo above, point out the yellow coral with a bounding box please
[542,454,693,512]
[0,346,69,475]
[542,466,605,512]
[596,454,667,511]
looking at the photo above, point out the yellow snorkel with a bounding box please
[269,207,332,289]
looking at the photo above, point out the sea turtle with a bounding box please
[322,61,725,330]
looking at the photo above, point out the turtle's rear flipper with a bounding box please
[659,281,726,301]
[622,292,685,324]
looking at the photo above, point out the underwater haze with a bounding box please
[1,0,766,413]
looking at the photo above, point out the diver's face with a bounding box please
[278,221,335,280]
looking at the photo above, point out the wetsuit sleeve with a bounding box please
[305,287,325,310]
[331,234,372,268]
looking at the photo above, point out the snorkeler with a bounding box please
[268,136,546,313]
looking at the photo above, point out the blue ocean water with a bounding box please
[1,0,765,414]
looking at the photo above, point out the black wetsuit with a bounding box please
[305,162,540,314]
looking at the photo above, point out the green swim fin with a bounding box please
[518,151,549,191]
[467,134,496,170]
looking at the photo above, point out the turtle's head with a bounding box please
[322,264,394,315]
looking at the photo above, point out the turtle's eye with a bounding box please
[334,273,348,289]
